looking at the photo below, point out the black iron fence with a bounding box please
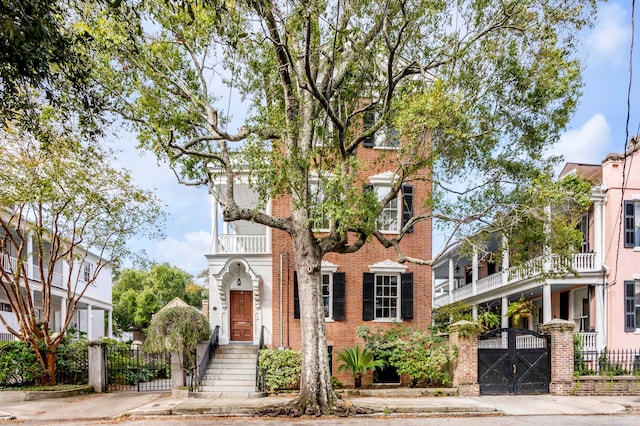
[106,346,171,392]
[256,326,265,392]
[575,348,640,376]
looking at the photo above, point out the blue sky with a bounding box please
[114,1,637,278]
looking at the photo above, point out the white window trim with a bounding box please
[322,261,338,321]
[369,172,401,234]
[369,260,407,322]
[309,173,335,232]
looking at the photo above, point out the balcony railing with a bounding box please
[575,331,598,353]
[215,234,268,254]
[2,254,64,288]
[438,252,599,305]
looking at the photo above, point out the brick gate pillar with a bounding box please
[539,319,575,396]
[449,320,480,396]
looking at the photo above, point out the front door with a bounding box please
[230,291,253,341]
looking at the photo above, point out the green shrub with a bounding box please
[357,324,456,386]
[258,348,301,392]
[0,341,42,387]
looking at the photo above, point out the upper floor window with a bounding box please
[82,261,94,282]
[362,111,400,149]
[367,172,414,234]
[624,200,640,248]
[309,180,331,231]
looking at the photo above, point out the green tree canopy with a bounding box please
[86,0,600,414]
[112,263,205,332]
[144,306,210,372]
[0,131,165,384]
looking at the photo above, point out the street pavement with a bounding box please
[1,391,640,422]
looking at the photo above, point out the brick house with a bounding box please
[206,137,432,386]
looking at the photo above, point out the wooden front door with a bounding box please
[230,291,253,341]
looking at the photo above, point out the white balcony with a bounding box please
[213,234,269,254]
[436,253,599,306]
[3,254,66,288]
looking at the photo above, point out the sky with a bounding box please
[111,1,639,279]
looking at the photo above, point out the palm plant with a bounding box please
[336,345,384,388]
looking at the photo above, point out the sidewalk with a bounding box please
[1,391,640,421]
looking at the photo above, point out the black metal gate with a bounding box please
[106,346,171,392]
[478,328,550,395]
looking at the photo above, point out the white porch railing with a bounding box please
[444,252,598,304]
[215,234,268,254]
[575,332,598,352]
[2,254,64,287]
[0,311,19,334]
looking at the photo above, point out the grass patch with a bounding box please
[1,384,86,392]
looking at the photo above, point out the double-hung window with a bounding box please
[294,262,345,321]
[367,172,414,234]
[363,260,413,321]
[309,180,331,231]
[82,261,94,283]
[624,200,640,248]
[625,280,640,331]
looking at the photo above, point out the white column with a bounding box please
[502,234,509,285]
[211,197,219,254]
[595,282,605,350]
[60,297,67,332]
[87,304,93,340]
[543,205,552,273]
[472,305,478,321]
[108,310,113,339]
[501,296,509,328]
[448,258,455,304]
[543,282,552,323]
[266,198,273,253]
[593,197,604,269]
[27,231,33,279]
[472,249,478,295]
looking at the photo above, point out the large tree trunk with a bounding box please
[293,234,334,415]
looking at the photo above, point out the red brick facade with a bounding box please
[269,147,433,387]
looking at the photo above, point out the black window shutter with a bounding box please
[402,185,414,233]
[293,271,300,319]
[401,272,414,319]
[625,201,635,248]
[363,273,375,320]
[332,272,346,321]
[362,111,375,148]
[625,280,636,331]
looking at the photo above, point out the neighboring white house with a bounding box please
[0,231,113,342]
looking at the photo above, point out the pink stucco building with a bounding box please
[433,139,640,352]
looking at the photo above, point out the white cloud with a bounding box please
[156,231,212,277]
[552,113,611,165]
[587,3,630,65]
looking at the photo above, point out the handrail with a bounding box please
[196,325,219,391]
[256,326,265,392]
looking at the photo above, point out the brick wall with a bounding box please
[539,319,575,395]
[269,147,433,387]
[449,321,480,396]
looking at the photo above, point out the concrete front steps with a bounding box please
[197,344,266,398]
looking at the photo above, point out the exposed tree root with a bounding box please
[255,396,374,417]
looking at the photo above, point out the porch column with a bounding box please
[87,304,93,340]
[543,282,552,323]
[266,198,272,253]
[594,281,605,350]
[592,196,604,269]
[211,197,219,254]
[472,249,478,296]
[27,231,33,279]
[472,305,478,321]
[501,296,509,328]
[502,234,509,285]
[60,297,67,332]
[107,309,113,339]
[448,258,455,304]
